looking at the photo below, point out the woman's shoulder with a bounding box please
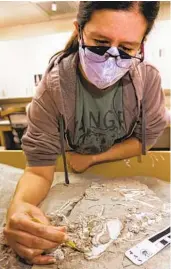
[34,52,78,107]
[49,51,78,70]
[136,60,161,85]
[44,52,78,87]
[138,60,160,75]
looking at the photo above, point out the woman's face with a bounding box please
[75,9,147,56]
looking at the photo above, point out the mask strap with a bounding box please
[78,25,84,45]
[140,43,145,62]
[140,34,146,62]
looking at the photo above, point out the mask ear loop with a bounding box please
[140,33,146,62]
[78,26,88,62]
[78,25,84,46]
[140,43,144,62]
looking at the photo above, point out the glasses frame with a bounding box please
[79,28,144,66]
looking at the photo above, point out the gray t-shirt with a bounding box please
[68,71,127,154]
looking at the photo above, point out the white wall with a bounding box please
[0,31,72,97]
[145,20,171,89]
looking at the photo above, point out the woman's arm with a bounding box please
[9,166,55,208]
[92,137,142,164]
[67,137,144,173]
[4,62,68,265]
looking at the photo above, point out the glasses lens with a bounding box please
[88,46,110,55]
[116,49,142,68]
[118,49,132,59]
[84,46,110,63]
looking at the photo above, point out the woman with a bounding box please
[4,1,167,265]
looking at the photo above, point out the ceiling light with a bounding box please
[30,0,52,2]
[52,2,57,12]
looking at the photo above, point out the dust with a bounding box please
[0,227,31,269]
[0,178,170,269]
[43,180,170,268]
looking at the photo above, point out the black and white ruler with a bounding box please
[125,226,170,265]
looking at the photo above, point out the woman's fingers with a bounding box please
[28,254,56,265]
[4,228,59,250]
[9,241,43,260]
[8,241,56,265]
[9,214,68,244]
[4,203,66,265]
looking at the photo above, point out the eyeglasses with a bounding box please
[81,44,143,69]
[80,30,144,69]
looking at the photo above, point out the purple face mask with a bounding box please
[79,44,133,89]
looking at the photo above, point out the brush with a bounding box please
[31,217,83,252]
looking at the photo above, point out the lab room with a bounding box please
[0,1,170,269]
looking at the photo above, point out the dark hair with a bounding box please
[54,1,160,61]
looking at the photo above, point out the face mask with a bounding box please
[79,45,132,89]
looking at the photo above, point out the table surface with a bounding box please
[32,173,170,269]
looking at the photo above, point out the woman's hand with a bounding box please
[4,202,68,265]
[67,152,95,173]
